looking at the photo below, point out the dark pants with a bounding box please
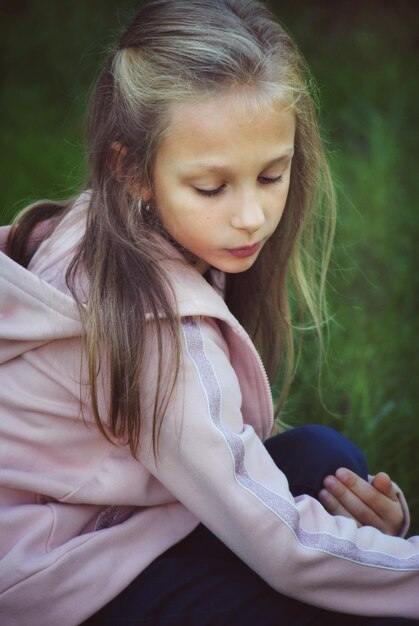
[82,425,417,626]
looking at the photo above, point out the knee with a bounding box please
[265,424,368,496]
[292,425,368,480]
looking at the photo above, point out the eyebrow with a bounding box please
[183,149,294,174]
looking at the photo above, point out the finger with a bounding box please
[325,471,404,534]
[318,489,361,527]
[322,474,385,529]
[334,468,398,515]
[370,472,399,501]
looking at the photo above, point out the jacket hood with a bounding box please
[0,194,236,366]
[0,224,82,365]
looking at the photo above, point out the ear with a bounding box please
[107,142,128,181]
[107,142,152,200]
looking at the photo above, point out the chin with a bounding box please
[217,259,258,274]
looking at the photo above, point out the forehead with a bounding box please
[157,90,296,167]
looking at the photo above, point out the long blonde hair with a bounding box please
[7,0,335,454]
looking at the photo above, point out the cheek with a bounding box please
[278,179,292,212]
[153,188,184,228]
[267,189,289,231]
[270,186,289,217]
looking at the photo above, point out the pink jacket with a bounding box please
[1,195,418,624]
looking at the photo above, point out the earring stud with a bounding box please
[138,199,151,214]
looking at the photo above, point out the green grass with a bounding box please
[1,0,418,532]
[274,0,419,532]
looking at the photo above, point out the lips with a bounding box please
[226,241,262,258]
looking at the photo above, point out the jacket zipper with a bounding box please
[234,326,274,436]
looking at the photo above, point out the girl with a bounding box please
[0,1,418,624]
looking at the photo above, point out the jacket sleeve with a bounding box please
[138,316,419,619]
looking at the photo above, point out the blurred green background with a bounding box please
[1,0,418,532]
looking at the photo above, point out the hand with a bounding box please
[318,468,404,536]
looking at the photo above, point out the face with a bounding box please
[149,91,295,274]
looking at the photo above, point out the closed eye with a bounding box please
[258,175,283,185]
[195,185,225,197]
[195,175,283,197]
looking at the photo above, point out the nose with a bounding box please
[230,191,265,233]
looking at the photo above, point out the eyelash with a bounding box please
[195,175,283,197]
